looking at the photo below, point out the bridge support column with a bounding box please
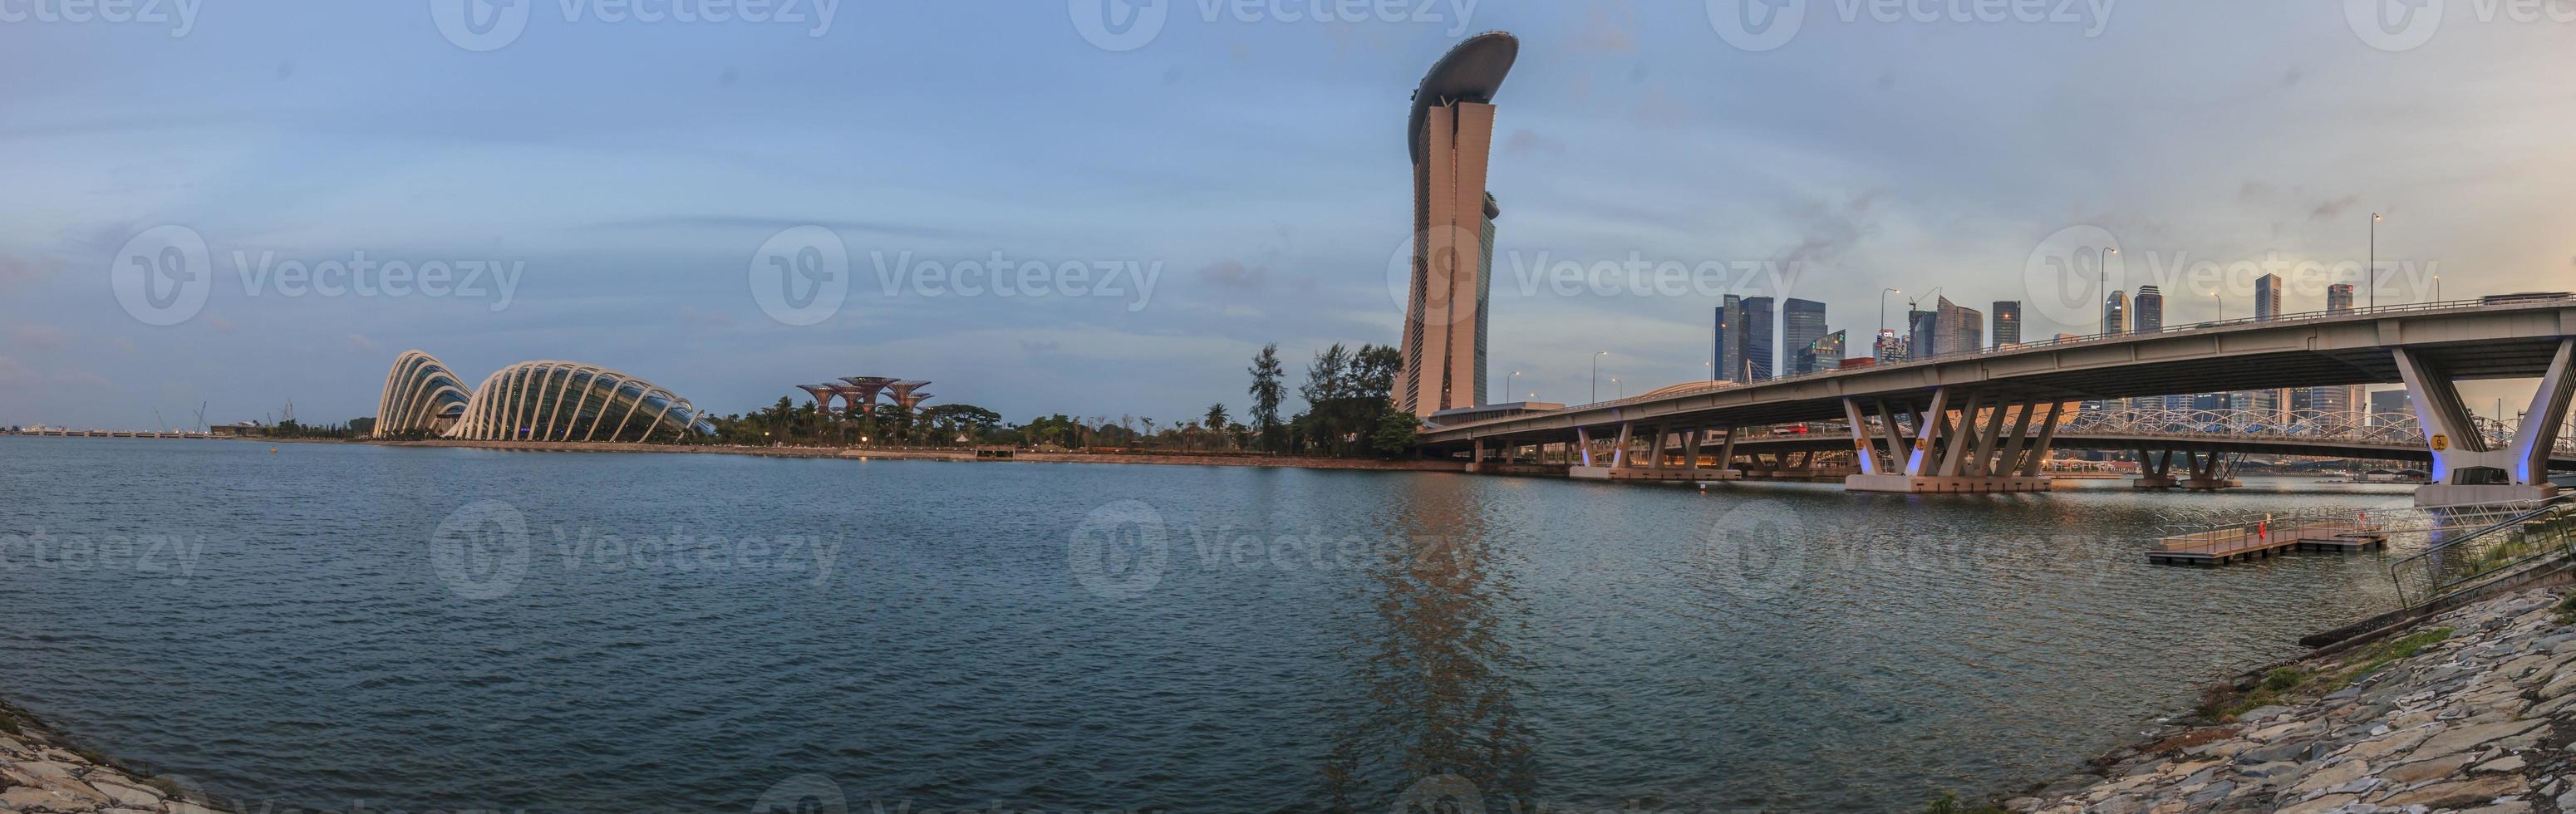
[2401,340,2576,507]
[1846,388,2056,493]
[2134,449,2179,489]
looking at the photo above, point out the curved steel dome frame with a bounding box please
[374,351,714,442]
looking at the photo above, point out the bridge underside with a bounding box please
[1422,303,2576,504]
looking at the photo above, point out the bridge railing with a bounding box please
[2387,496,2576,606]
[1502,293,2573,424]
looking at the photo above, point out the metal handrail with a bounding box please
[2388,494,2576,606]
[1492,293,2575,423]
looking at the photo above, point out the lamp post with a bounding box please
[1612,377,1623,400]
[1590,351,1608,404]
[2369,212,2381,308]
[2433,273,2441,302]
[1508,370,1522,403]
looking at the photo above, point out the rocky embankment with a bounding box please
[2012,588,2576,813]
[0,708,225,814]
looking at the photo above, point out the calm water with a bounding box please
[0,437,2421,812]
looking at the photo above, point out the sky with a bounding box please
[3,0,2573,429]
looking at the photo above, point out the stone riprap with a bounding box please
[2013,588,2576,814]
[0,712,227,814]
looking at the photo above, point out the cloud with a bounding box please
[8,324,69,351]
[679,306,733,330]
[1018,339,1062,355]
[345,333,377,351]
[1504,129,1567,157]
[0,355,30,386]
[1196,259,1267,291]
[206,316,237,331]
[1571,2,1637,53]
[0,255,66,290]
[2309,194,2363,222]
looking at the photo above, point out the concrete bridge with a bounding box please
[1418,295,2576,506]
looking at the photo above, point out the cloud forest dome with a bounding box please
[373,351,713,442]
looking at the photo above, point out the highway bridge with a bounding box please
[1418,295,2576,506]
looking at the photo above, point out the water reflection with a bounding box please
[1325,476,1536,812]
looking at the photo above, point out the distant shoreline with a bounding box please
[366,438,1469,473]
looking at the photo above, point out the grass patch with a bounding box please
[2195,627,2456,722]
[2554,593,2576,626]
[0,706,17,735]
[1925,792,2011,814]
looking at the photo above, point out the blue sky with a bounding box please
[3,1,2571,429]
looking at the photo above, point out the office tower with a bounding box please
[2309,385,2364,427]
[1781,298,1827,374]
[2103,290,2129,335]
[2254,273,2284,321]
[2133,285,2164,333]
[1713,296,1745,381]
[1797,330,1846,375]
[1941,299,1984,354]
[1992,301,2022,347]
[1743,296,1777,380]
[2327,283,2355,313]
[1875,328,1902,363]
[1908,307,1934,359]
[1397,33,1517,417]
[2370,389,2411,424]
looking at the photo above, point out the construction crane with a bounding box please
[191,402,208,434]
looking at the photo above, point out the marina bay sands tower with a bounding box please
[1398,32,1517,418]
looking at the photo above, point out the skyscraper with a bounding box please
[1875,328,1902,363]
[2254,273,2285,321]
[1781,298,1827,374]
[2327,283,2355,313]
[2103,290,2129,335]
[1992,301,2022,347]
[1713,296,1745,382]
[1940,299,1984,355]
[2133,285,2164,333]
[1397,33,1517,418]
[1797,330,1846,375]
[1907,307,1934,360]
[1743,296,1777,380]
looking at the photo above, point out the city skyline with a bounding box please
[3,5,2569,428]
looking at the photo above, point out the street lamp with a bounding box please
[2433,273,2442,302]
[1590,351,1608,404]
[2101,247,2117,336]
[1507,370,1522,403]
[1612,377,1623,400]
[2370,213,2382,309]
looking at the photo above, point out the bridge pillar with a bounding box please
[2400,340,2575,507]
[1846,388,2055,493]
[2133,448,2179,489]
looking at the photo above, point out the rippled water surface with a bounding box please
[0,437,2429,812]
